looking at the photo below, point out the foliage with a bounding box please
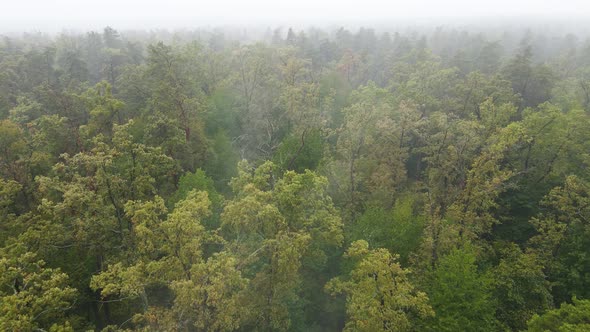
[0,24,589,331]
[527,298,590,332]
[423,246,499,331]
[326,240,433,332]
[0,249,77,331]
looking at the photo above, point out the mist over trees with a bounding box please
[1,23,590,331]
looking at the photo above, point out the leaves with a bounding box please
[327,240,433,332]
[0,250,76,331]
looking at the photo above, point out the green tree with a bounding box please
[529,176,590,304]
[0,248,77,331]
[423,246,499,331]
[326,240,433,332]
[492,243,553,331]
[222,161,343,330]
[348,194,425,264]
[527,298,590,332]
[80,82,125,139]
[92,191,245,331]
[139,42,210,170]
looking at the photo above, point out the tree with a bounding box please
[229,44,281,159]
[446,121,523,241]
[168,168,223,228]
[0,179,21,246]
[492,243,553,331]
[91,190,245,331]
[326,240,433,332]
[0,119,28,183]
[171,251,248,332]
[502,41,533,114]
[528,176,590,304]
[347,195,425,264]
[142,42,209,170]
[453,72,516,120]
[80,82,125,139]
[221,161,343,330]
[527,298,590,332]
[0,248,76,331]
[329,83,414,213]
[502,41,556,113]
[277,49,331,173]
[423,246,499,331]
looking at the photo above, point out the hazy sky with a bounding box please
[1,0,589,31]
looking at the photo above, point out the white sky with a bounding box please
[1,0,589,31]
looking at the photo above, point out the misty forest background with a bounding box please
[1,24,590,331]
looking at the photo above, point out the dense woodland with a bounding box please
[1,25,590,331]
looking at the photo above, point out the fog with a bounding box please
[1,0,590,32]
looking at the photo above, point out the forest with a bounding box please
[1,24,590,331]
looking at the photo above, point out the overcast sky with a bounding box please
[1,0,589,32]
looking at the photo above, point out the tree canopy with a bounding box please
[1,24,589,331]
